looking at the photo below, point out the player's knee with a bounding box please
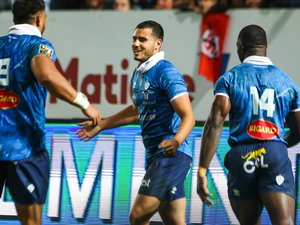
[129,212,136,225]
[129,209,149,225]
[129,212,141,225]
[129,210,140,225]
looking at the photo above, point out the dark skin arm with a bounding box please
[284,111,300,147]
[197,95,231,205]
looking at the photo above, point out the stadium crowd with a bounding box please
[1,0,300,11]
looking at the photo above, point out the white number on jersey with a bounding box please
[250,86,275,117]
[0,58,10,86]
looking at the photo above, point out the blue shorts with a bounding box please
[224,141,295,200]
[0,150,50,204]
[138,151,192,201]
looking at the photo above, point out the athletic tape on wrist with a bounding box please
[73,92,90,109]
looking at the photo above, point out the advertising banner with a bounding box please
[0,125,299,225]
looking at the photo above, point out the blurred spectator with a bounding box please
[228,0,244,7]
[129,0,140,9]
[173,0,197,11]
[0,0,12,10]
[44,0,51,10]
[154,0,174,9]
[50,0,85,9]
[244,0,269,8]
[114,0,132,10]
[138,0,156,9]
[85,0,107,9]
[196,0,228,14]
[271,0,300,7]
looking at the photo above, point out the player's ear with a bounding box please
[236,41,244,51]
[155,39,163,51]
[236,41,245,62]
[35,10,45,26]
[36,14,41,27]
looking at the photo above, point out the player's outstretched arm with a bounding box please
[76,120,103,142]
[76,104,139,141]
[31,55,101,125]
[197,95,231,205]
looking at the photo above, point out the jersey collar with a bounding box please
[243,56,273,65]
[8,24,42,37]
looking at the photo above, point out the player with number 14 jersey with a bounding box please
[215,55,300,146]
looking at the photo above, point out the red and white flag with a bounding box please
[198,13,230,83]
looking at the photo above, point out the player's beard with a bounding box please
[133,49,152,63]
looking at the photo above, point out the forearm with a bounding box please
[198,118,223,176]
[101,105,138,130]
[174,114,195,145]
[198,95,230,176]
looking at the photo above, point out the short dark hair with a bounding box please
[136,20,164,40]
[238,24,267,49]
[12,0,45,24]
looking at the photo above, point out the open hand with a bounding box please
[76,120,102,141]
[197,175,213,205]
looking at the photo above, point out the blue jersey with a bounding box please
[131,52,191,161]
[0,24,56,160]
[215,56,300,146]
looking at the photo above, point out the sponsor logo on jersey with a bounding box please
[144,81,150,90]
[39,44,53,58]
[141,178,151,187]
[241,147,269,173]
[171,186,177,194]
[27,184,35,193]
[276,175,284,185]
[0,89,20,109]
[246,119,279,140]
[233,189,240,197]
[242,147,266,161]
